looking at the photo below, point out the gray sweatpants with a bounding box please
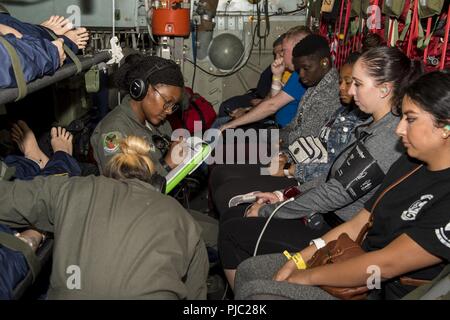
[234,253,338,300]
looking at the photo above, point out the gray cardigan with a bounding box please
[280,68,341,148]
[260,112,404,221]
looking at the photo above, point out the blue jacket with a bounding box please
[4,151,81,180]
[0,224,28,300]
[0,33,60,88]
[293,106,366,183]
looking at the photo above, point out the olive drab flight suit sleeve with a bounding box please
[0,176,65,232]
[185,238,209,299]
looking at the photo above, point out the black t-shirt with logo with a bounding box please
[362,155,450,296]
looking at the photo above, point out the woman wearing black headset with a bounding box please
[91,54,185,176]
[91,54,220,251]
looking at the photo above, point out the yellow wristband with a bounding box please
[292,253,307,270]
[283,250,307,270]
[272,76,282,81]
[283,250,292,260]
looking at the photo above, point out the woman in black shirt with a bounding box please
[233,70,450,300]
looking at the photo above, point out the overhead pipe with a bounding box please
[195,0,219,60]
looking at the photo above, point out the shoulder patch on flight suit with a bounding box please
[102,131,123,154]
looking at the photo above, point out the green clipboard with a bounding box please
[165,138,211,194]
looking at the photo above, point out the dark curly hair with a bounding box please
[292,34,331,61]
[361,33,384,52]
[115,54,184,92]
[344,52,361,65]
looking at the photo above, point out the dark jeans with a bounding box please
[218,93,256,117]
[0,224,28,300]
[4,151,81,180]
[218,206,332,269]
[209,164,295,217]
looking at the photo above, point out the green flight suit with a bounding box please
[0,175,209,299]
[0,160,15,181]
[90,95,173,175]
[90,96,219,248]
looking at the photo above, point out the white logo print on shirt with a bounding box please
[435,222,450,249]
[401,195,434,221]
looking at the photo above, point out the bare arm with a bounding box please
[274,209,371,281]
[16,230,44,252]
[300,209,371,261]
[288,233,442,287]
[268,57,285,98]
[221,91,294,130]
[268,86,283,98]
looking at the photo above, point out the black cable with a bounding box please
[191,21,198,90]
[264,0,270,46]
[255,2,270,56]
[257,0,270,55]
[268,7,306,17]
[256,2,261,40]
[224,0,231,17]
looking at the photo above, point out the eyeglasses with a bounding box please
[152,86,179,112]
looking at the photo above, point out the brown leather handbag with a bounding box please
[306,165,423,300]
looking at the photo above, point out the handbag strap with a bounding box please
[355,164,424,245]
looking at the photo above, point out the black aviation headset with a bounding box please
[129,61,178,101]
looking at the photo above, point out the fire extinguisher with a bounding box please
[151,0,191,37]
